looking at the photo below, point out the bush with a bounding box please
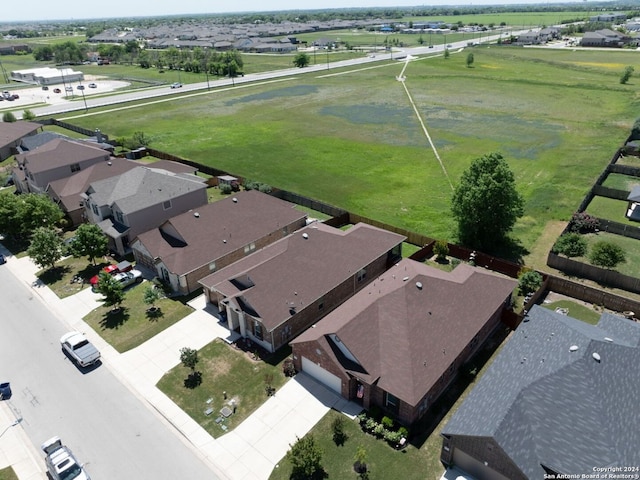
[433,240,449,261]
[552,233,588,257]
[373,423,386,438]
[384,430,402,444]
[589,241,626,269]
[381,416,394,429]
[332,416,347,446]
[569,212,599,234]
[398,426,409,438]
[518,270,543,296]
[219,183,232,194]
[364,418,378,433]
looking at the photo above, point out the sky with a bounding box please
[6,0,590,23]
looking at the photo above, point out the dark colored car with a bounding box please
[0,382,11,400]
[0,254,5,264]
[53,88,61,93]
[42,85,49,91]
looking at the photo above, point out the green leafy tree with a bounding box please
[620,65,634,85]
[0,193,21,239]
[354,445,368,474]
[2,112,17,123]
[22,110,36,121]
[433,239,449,261]
[518,270,543,296]
[179,346,199,372]
[444,48,450,59]
[287,435,324,480]
[451,153,524,250]
[27,227,64,270]
[589,241,626,269]
[16,194,64,239]
[69,223,108,265]
[552,233,587,257]
[466,52,474,67]
[143,285,162,312]
[332,416,347,446]
[293,52,310,68]
[95,271,125,309]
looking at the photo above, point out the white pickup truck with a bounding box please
[41,436,91,480]
[60,332,101,368]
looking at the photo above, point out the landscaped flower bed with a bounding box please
[355,411,409,448]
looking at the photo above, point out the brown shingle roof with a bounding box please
[135,190,307,275]
[0,121,41,149]
[199,223,405,331]
[17,138,108,173]
[292,260,517,406]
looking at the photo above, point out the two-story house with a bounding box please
[131,190,308,295]
[199,222,405,353]
[82,166,207,256]
[0,121,41,162]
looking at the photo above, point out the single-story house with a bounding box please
[440,305,640,480]
[199,222,405,353]
[131,190,307,295]
[82,166,207,255]
[626,185,640,221]
[0,121,42,161]
[291,260,517,426]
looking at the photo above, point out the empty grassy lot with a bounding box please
[58,46,634,260]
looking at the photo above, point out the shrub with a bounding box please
[433,240,449,261]
[381,416,394,429]
[589,241,626,269]
[230,180,240,192]
[398,426,409,438]
[569,212,599,233]
[373,423,386,438]
[552,233,588,257]
[518,270,543,296]
[332,416,347,446]
[283,358,296,377]
[219,183,232,194]
[384,430,402,444]
[364,418,378,433]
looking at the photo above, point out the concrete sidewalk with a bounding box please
[1,251,362,480]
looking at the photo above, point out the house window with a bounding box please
[70,163,80,173]
[244,242,256,254]
[357,268,366,282]
[209,261,216,271]
[318,302,324,311]
[163,200,172,210]
[384,391,399,415]
[253,321,263,340]
[91,204,98,216]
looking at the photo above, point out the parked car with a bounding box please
[114,269,143,288]
[0,254,5,264]
[65,86,73,92]
[170,82,182,89]
[41,437,91,480]
[11,94,19,100]
[77,85,85,90]
[89,260,133,286]
[53,88,61,93]
[88,83,97,88]
[0,382,11,400]
[42,85,49,91]
[60,331,101,367]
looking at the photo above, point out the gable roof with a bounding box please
[86,166,206,214]
[292,260,517,406]
[0,121,41,149]
[134,190,307,275]
[19,131,68,151]
[16,138,109,173]
[199,222,405,331]
[442,305,640,477]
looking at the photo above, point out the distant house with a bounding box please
[131,190,307,295]
[516,31,541,45]
[440,305,640,480]
[0,121,41,161]
[291,260,517,426]
[82,166,207,255]
[199,223,405,353]
[580,29,628,47]
[13,138,111,194]
[626,185,640,221]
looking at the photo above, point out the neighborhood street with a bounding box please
[0,265,219,479]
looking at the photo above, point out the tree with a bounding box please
[287,435,324,480]
[353,445,368,474]
[22,110,36,121]
[518,270,542,296]
[27,227,64,270]
[466,52,474,68]
[433,239,449,261]
[552,233,587,257]
[179,346,201,388]
[2,112,16,123]
[293,52,310,68]
[332,416,347,446]
[95,271,125,310]
[620,65,634,85]
[16,194,64,239]
[143,285,162,313]
[451,153,524,250]
[589,241,626,269]
[444,48,450,59]
[69,223,108,265]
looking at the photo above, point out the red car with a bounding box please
[89,261,133,286]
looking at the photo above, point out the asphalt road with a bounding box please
[0,266,219,479]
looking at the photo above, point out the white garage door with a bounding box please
[301,357,342,393]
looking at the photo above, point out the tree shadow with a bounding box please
[184,371,202,389]
[38,265,70,284]
[99,307,129,330]
[290,469,328,480]
[145,307,163,321]
[333,431,348,446]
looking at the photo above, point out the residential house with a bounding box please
[0,121,41,161]
[82,166,207,255]
[131,190,307,295]
[13,138,111,194]
[626,185,640,221]
[199,223,405,353]
[440,305,640,480]
[291,260,517,426]
[516,31,541,45]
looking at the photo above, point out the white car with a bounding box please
[42,436,91,480]
[60,332,100,367]
[88,83,97,88]
[113,269,143,288]
[170,82,182,89]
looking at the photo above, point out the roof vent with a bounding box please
[302,233,309,239]
[569,345,579,352]
[592,352,601,362]
[193,212,200,218]
[402,276,409,282]
[232,197,238,203]
[416,281,423,290]
[604,337,613,343]
[223,239,227,243]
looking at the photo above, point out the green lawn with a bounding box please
[37,256,106,298]
[0,467,18,480]
[83,282,194,352]
[56,46,634,262]
[572,231,640,278]
[616,155,640,168]
[601,172,640,191]
[156,339,290,439]
[541,300,602,324]
[586,196,638,226]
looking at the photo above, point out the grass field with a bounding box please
[53,45,634,262]
[586,196,638,226]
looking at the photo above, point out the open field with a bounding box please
[55,46,635,261]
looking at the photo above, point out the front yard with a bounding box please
[156,339,291,439]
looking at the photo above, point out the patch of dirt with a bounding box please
[203,356,231,377]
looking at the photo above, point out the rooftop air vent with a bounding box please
[569,345,579,352]
[604,337,613,343]
[232,197,238,203]
[302,233,309,239]
[416,281,423,290]
[402,276,409,282]
[592,352,601,362]
[194,212,200,218]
